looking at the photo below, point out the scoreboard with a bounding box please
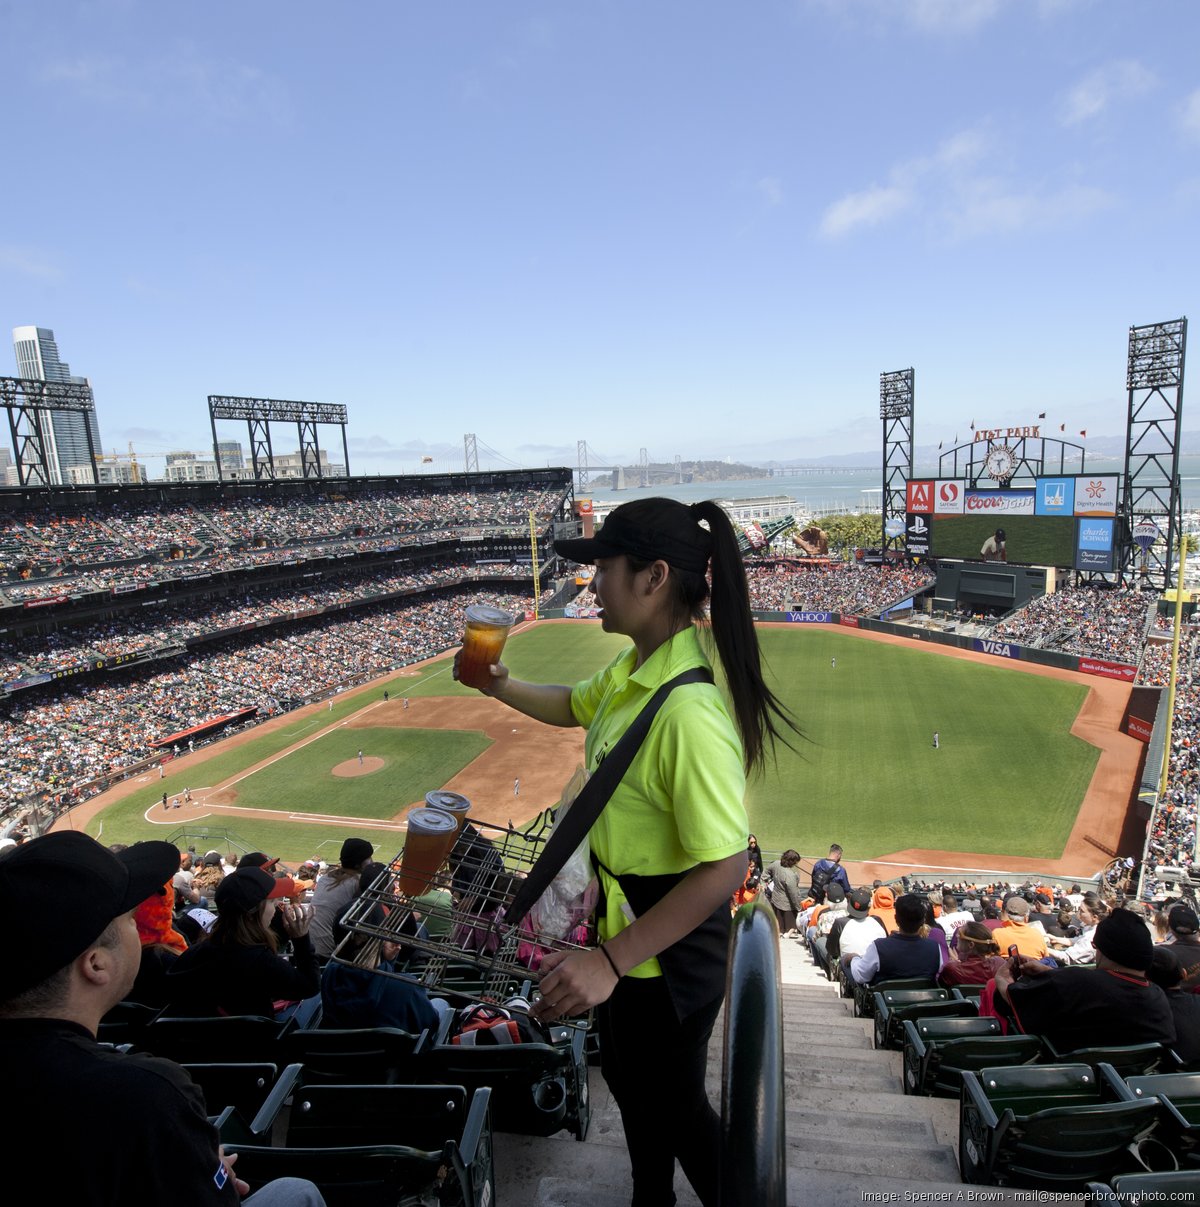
[904,474,1121,570]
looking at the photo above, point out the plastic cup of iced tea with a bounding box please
[398,807,459,896]
[425,790,471,837]
[458,605,514,691]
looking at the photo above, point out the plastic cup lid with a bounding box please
[405,807,458,832]
[465,604,514,626]
[426,791,471,812]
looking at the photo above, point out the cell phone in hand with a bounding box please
[1008,944,1021,978]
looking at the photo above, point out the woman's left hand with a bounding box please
[531,947,619,1022]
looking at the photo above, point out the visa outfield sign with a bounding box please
[785,611,835,623]
[973,637,1021,659]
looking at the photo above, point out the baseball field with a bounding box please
[71,619,1132,874]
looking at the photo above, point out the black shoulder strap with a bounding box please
[502,666,714,927]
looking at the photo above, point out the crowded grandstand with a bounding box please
[1,468,1194,914]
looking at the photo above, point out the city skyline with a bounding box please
[1,2,1196,477]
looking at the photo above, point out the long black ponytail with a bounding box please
[691,499,798,775]
[617,496,799,775]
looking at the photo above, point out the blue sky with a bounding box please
[2,0,1197,476]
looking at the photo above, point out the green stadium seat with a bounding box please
[852,975,936,1019]
[135,1015,287,1065]
[901,1018,1042,1097]
[277,1026,428,1086]
[1121,1071,1200,1161]
[97,1000,161,1047]
[1042,1039,1171,1079]
[182,1061,302,1131]
[870,989,965,1050]
[225,1082,493,1207]
[959,1063,1159,1188]
[422,1019,590,1139]
[1086,1170,1200,1201]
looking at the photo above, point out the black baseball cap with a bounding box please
[340,838,374,868]
[553,499,712,573]
[847,888,872,918]
[0,832,180,997]
[214,867,297,915]
[1169,904,1199,936]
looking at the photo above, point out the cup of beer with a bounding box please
[425,790,471,837]
[458,604,515,690]
[398,807,459,896]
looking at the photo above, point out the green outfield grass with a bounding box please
[85,621,1100,863]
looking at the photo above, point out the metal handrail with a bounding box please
[721,898,785,1206]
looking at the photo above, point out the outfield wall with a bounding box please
[750,610,1143,683]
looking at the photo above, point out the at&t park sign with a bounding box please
[973,425,1043,441]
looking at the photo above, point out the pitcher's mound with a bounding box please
[333,757,385,777]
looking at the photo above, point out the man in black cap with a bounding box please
[0,832,324,1206]
[310,836,375,959]
[1160,903,1200,993]
[848,893,942,986]
[994,907,1175,1051]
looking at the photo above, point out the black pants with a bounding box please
[597,974,723,1207]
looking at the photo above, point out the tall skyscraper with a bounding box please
[12,326,103,485]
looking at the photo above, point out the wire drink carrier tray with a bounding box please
[333,811,592,1023]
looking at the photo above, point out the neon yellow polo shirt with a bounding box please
[569,625,748,978]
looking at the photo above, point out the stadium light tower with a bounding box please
[880,369,915,555]
[1122,318,1187,590]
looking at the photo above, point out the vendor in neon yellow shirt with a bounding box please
[454,495,798,1207]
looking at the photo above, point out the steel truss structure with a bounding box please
[0,376,98,487]
[208,395,349,481]
[1121,318,1188,590]
[880,369,914,554]
[937,434,1085,487]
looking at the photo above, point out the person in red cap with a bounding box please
[0,832,324,1206]
[166,865,319,1020]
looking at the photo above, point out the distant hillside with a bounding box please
[617,459,769,483]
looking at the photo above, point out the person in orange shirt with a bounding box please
[870,885,897,935]
[998,896,1048,959]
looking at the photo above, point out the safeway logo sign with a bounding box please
[907,481,933,514]
[934,481,963,514]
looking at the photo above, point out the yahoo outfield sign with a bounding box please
[965,489,1035,515]
[785,611,835,624]
[973,638,1021,659]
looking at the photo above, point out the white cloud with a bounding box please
[1059,60,1156,126]
[820,123,1113,241]
[0,245,63,281]
[942,181,1112,239]
[1181,89,1200,140]
[906,0,1001,33]
[757,176,785,206]
[804,0,1002,35]
[819,183,911,238]
[35,47,289,124]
